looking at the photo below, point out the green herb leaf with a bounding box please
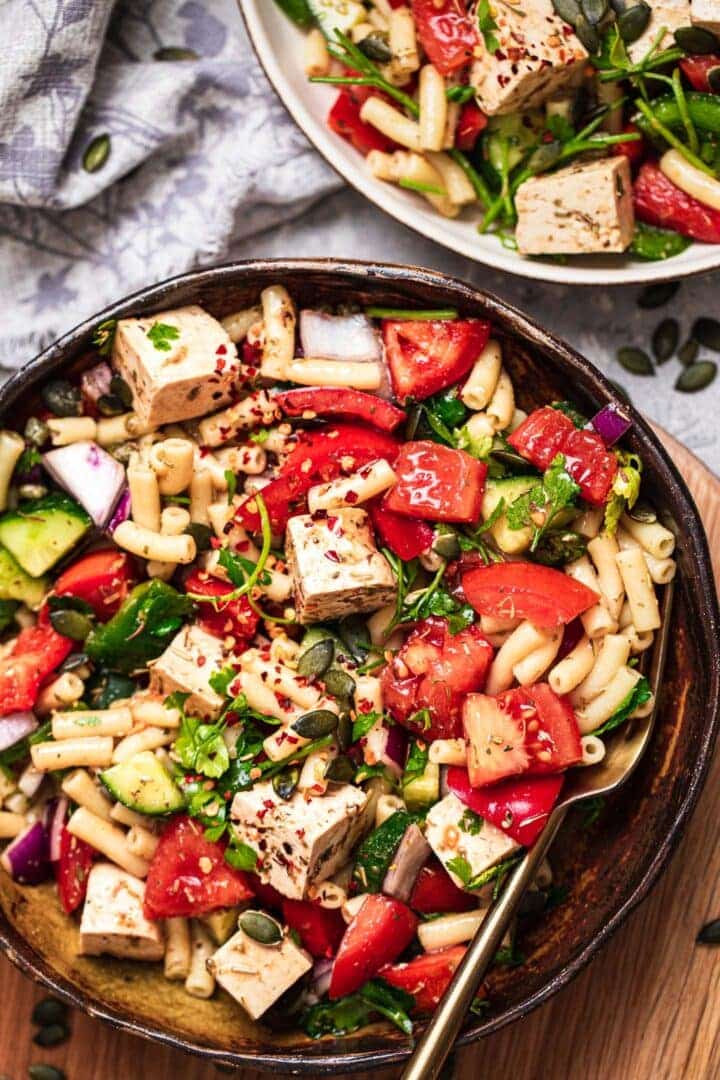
[147,321,181,351]
[506,454,579,551]
[352,710,380,743]
[460,808,484,835]
[93,318,117,357]
[403,740,429,787]
[209,665,237,697]
[604,449,642,534]
[172,694,229,779]
[225,469,237,504]
[477,0,500,53]
[225,838,259,871]
[594,676,652,737]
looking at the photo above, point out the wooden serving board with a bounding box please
[2,429,719,1080]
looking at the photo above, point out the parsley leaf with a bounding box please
[594,676,652,737]
[506,454,579,552]
[208,664,237,697]
[146,321,181,351]
[352,710,380,743]
[447,853,523,891]
[604,450,642,535]
[225,837,259,871]
[171,693,229,779]
[403,740,429,787]
[460,808,484,835]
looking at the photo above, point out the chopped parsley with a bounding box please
[146,321,181,351]
[505,454,580,550]
[460,808,484,835]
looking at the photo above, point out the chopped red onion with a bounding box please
[17,763,44,799]
[300,311,382,363]
[80,362,112,408]
[312,957,333,998]
[0,821,51,884]
[589,403,632,447]
[43,796,68,862]
[363,722,407,777]
[43,440,126,527]
[0,711,37,753]
[382,823,431,902]
[106,487,131,535]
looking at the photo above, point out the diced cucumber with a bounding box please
[101,750,184,815]
[403,761,440,812]
[307,0,365,40]
[0,546,48,608]
[482,476,538,555]
[353,810,416,893]
[201,907,241,945]
[0,493,91,578]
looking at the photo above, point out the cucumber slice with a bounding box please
[0,546,48,608]
[307,0,365,40]
[201,907,241,945]
[353,809,416,893]
[403,761,440,812]
[482,476,538,555]
[101,750,184,815]
[0,493,91,577]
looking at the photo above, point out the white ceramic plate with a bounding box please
[241,0,720,286]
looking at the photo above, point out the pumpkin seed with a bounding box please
[708,65,720,92]
[433,530,460,560]
[617,346,654,375]
[97,393,126,416]
[692,316,720,352]
[358,32,392,63]
[18,483,47,500]
[338,614,370,662]
[651,318,680,362]
[323,667,356,701]
[336,712,352,752]
[28,1068,66,1080]
[292,709,338,739]
[491,447,532,470]
[297,638,334,679]
[83,133,111,174]
[552,0,582,25]
[618,3,651,44]
[637,280,679,308]
[581,0,608,26]
[628,501,656,523]
[110,373,134,407]
[697,917,720,944]
[675,361,717,392]
[49,608,93,641]
[184,522,212,552]
[678,339,699,367]
[324,755,355,783]
[528,140,563,174]
[272,765,300,801]
[239,910,283,946]
[675,25,719,54]
[41,379,82,418]
[609,0,627,12]
[33,1024,69,1048]
[24,417,50,446]
[153,46,200,61]
[31,998,68,1026]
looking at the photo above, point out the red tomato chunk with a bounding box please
[445,768,563,846]
[411,0,479,76]
[329,894,418,999]
[384,441,486,524]
[383,318,490,402]
[381,945,469,1013]
[634,161,720,244]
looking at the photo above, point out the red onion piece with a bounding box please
[0,821,51,884]
[299,311,382,363]
[106,487,131,535]
[362,722,407,777]
[589,404,632,447]
[0,711,37,753]
[43,441,126,527]
[80,361,112,408]
[43,796,69,861]
[312,957,333,998]
[382,823,431,902]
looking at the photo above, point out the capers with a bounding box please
[338,614,370,662]
[49,608,93,641]
[41,379,82,417]
[323,667,356,702]
[239,910,283,946]
[184,522,212,552]
[617,346,654,375]
[32,1024,69,1047]
[675,25,720,54]
[358,32,393,63]
[692,316,720,352]
[678,339,699,367]
[336,712,352,752]
[618,2,651,44]
[651,318,679,363]
[31,998,68,1027]
[324,755,355,783]
[628,501,657,523]
[297,638,334,679]
[97,393,126,416]
[110,373,133,407]
[24,417,50,447]
[637,280,679,308]
[292,709,338,739]
[675,361,717,392]
[272,765,300,801]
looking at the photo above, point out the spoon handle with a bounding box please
[401,805,569,1080]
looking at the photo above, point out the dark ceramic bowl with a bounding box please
[1,260,718,1074]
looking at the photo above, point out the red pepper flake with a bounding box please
[345,490,359,505]
[216,344,227,355]
[324,550,340,563]
[197,656,206,667]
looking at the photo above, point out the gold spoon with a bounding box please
[402,577,675,1080]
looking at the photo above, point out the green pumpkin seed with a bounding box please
[297,638,335,679]
[618,3,651,44]
[675,361,717,392]
[609,0,627,12]
[33,1024,69,1048]
[154,46,200,61]
[272,765,300,801]
[552,0,582,24]
[697,917,720,944]
[49,608,93,641]
[323,667,356,701]
[433,530,460,560]
[338,614,370,662]
[110,374,134,407]
[675,25,720,54]
[358,32,393,63]
[239,910,283,946]
[97,393,126,417]
[678,339,699,367]
[83,133,111,174]
[41,379,82,418]
[692,316,720,352]
[336,712,352,752]
[324,755,355,783]
[651,318,680,362]
[31,998,68,1027]
[581,0,608,26]
[18,483,47,500]
[24,417,50,446]
[528,140,563,174]
[292,709,338,739]
[708,65,720,92]
[628,501,657,523]
[28,1068,66,1080]
[184,522,212,552]
[637,280,679,308]
[617,346,654,375]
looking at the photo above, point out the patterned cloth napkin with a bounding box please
[0,0,340,367]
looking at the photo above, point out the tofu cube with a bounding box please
[208,925,312,1019]
[79,862,164,961]
[425,793,520,890]
[286,508,396,624]
[470,0,588,116]
[148,624,229,720]
[112,304,239,426]
[692,0,720,34]
[628,1,691,62]
[231,781,369,900]
[515,156,634,255]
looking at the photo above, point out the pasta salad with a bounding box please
[273,0,720,262]
[0,288,674,1036]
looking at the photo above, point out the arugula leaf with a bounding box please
[146,321,180,351]
[506,454,579,551]
[604,450,642,535]
[301,979,415,1039]
[352,710,380,743]
[403,740,429,787]
[224,469,237,505]
[594,676,652,737]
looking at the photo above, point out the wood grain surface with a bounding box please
[1,429,718,1080]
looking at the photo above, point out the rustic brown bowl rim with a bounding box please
[0,259,717,1074]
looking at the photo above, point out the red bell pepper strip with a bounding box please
[329,894,418,999]
[409,860,477,914]
[411,0,479,76]
[455,102,488,151]
[369,498,434,560]
[275,387,406,432]
[634,161,720,243]
[282,899,346,958]
[0,625,73,717]
[53,549,135,621]
[184,568,259,647]
[328,90,399,155]
[462,562,599,629]
[56,827,96,914]
[446,768,563,847]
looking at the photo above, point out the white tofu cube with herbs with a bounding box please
[286,508,396,624]
[208,924,312,1020]
[112,304,239,426]
[231,781,369,900]
[425,794,520,891]
[79,862,165,961]
[515,156,634,255]
[470,0,588,116]
[148,624,229,720]
[628,2,691,62]
[692,0,720,34]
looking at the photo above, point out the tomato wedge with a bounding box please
[56,827,95,914]
[381,946,468,1013]
[446,768,564,846]
[455,102,488,151]
[0,625,73,717]
[385,441,486,524]
[329,894,418,999]
[184,568,259,647]
[508,406,573,471]
[275,387,406,432]
[328,90,399,155]
[411,0,479,76]
[54,550,135,620]
[634,161,720,244]
[383,318,490,402]
[144,815,254,919]
[282,899,346,959]
[462,562,599,629]
[369,498,435,560]
[410,859,477,914]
